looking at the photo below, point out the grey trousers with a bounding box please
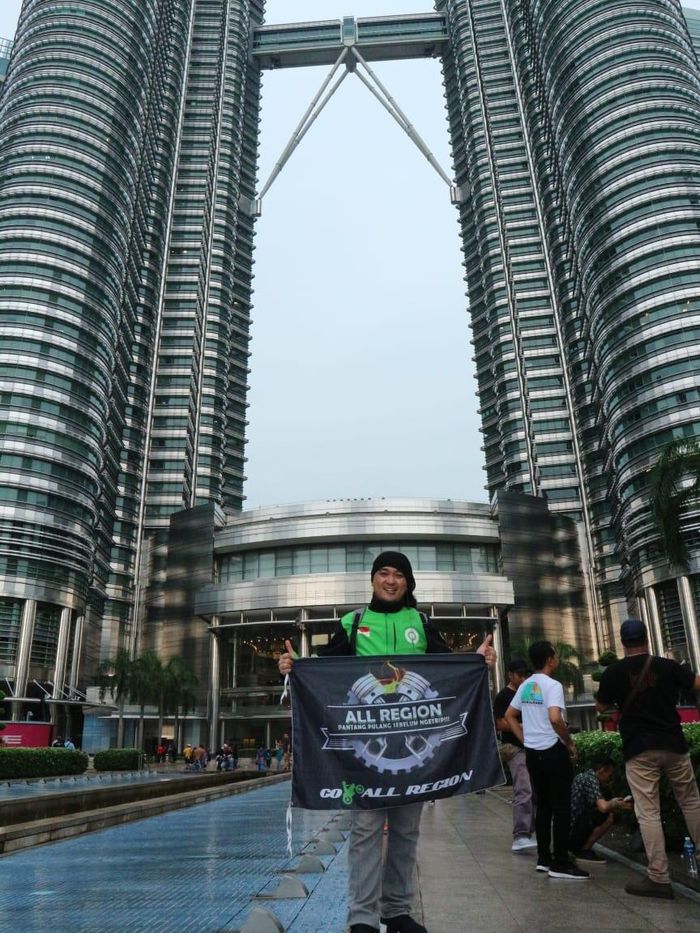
[507,749,534,838]
[347,803,424,928]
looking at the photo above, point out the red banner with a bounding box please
[0,722,53,747]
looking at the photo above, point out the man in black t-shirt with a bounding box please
[597,618,700,900]
[493,658,536,852]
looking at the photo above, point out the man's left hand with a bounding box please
[477,633,497,669]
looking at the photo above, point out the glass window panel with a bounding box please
[258,552,275,578]
[454,546,473,573]
[327,547,345,572]
[242,552,259,580]
[276,549,293,577]
[346,544,365,572]
[436,544,454,571]
[294,548,311,575]
[417,546,437,570]
[310,548,328,573]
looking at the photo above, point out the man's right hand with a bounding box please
[278,639,294,676]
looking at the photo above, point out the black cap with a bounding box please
[371,551,416,607]
[620,618,648,645]
[508,657,530,675]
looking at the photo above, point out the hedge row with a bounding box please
[573,724,700,849]
[93,748,142,771]
[0,748,88,780]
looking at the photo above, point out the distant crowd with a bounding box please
[178,732,291,773]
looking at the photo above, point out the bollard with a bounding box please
[240,907,285,933]
[292,854,325,873]
[261,874,309,899]
[305,839,336,855]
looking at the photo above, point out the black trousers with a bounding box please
[526,742,573,867]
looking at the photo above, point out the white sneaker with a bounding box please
[512,835,537,852]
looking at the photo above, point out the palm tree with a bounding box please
[163,658,198,753]
[98,648,134,748]
[130,651,163,750]
[649,438,700,570]
[508,635,584,695]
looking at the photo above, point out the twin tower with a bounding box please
[1,0,700,708]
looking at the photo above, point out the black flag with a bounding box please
[290,654,504,809]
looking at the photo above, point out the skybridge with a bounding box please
[252,13,449,70]
[250,13,458,213]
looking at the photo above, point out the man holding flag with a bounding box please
[279,550,497,933]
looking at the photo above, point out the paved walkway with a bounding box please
[2,779,698,932]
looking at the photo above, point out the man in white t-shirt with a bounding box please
[505,640,588,881]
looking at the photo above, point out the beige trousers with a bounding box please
[625,749,700,884]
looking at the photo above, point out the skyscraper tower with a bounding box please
[440,0,700,655]
[0,0,263,708]
[1,0,700,721]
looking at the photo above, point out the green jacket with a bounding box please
[322,606,449,657]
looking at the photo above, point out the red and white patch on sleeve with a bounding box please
[357,626,371,636]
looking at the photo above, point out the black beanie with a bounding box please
[370,551,417,607]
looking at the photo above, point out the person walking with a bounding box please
[597,618,700,899]
[278,550,496,933]
[505,640,588,880]
[493,658,536,852]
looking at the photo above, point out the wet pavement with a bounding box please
[2,778,699,932]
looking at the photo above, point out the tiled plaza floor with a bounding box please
[2,779,699,932]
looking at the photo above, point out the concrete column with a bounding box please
[208,617,221,749]
[52,607,72,699]
[67,614,84,696]
[231,632,238,688]
[490,608,504,694]
[645,587,665,657]
[11,599,36,721]
[677,576,700,671]
[299,624,310,658]
[638,597,654,653]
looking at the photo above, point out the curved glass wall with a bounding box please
[531,0,700,580]
[0,0,168,617]
[440,0,584,512]
[0,1,264,671]
[218,541,500,582]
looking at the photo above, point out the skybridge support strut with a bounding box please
[249,39,462,216]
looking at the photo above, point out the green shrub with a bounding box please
[573,726,700,848]
[0,748,88,779]
[93,748,142,771]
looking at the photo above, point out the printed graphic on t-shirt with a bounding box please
[521,682,544,705]
[404,627,420,646]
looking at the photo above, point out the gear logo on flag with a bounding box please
[320,662,469,776]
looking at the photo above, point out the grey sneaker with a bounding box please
[512,835,537,852]
[625,877,674,899]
